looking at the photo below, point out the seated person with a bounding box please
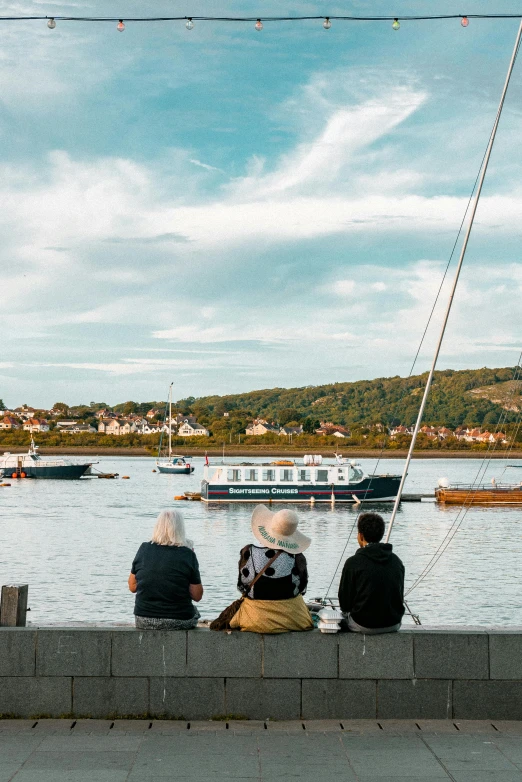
[128,509,203,630]
[338,512,404,634]
[229,505,313,634]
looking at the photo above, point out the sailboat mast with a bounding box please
[168,382,173,460]
[384,20,522,545]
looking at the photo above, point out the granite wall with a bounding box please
[1,627,521,720]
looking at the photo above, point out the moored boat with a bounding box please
[201,454,401,503]
[156,383,195,475]
[0,440,92,480]
[436,480,522,506]
[157,455,194,475]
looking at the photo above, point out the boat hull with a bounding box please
[201,475,401,503]
[157,464,194,475]
[436,487,522,505]
[0,464,90,479]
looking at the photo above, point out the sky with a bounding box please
[1,0,522,409]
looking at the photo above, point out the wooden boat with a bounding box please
[436,483,522,505]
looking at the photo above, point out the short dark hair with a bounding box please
[358,512,385,543]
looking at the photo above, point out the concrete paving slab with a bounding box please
[377,719,423,734]
[17,749,136,772]
[70,719,113,734]
[189,719,228,731]
[0,719,36,733]
[10,773,130,782]
[449,774,522,782]
[30,719,75,733]
[34,734,141,752]
[303,720,343,732]
[494,722,522,735]
[417,721,461,735]
[453,720,498,734]
[149,719,189,732]
[340,720,383,734]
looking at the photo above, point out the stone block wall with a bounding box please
[0,627,521,720]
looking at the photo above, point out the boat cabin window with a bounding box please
[210,468,222,481]
[263,469,275,481]
[317,469,329,483]
[245,469,258,481]
[350,466,364,482]
[337,468,346,481]
[227,469,241,482]
[298,469,311,481]
[280,469,294,482]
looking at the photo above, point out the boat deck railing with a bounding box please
[441,482,522,490]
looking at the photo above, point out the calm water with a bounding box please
[1,455,521,626]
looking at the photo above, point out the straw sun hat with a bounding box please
[251,505,311,554]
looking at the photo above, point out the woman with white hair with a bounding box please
[128,509,203,630]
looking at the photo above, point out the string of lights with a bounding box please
[2,13,522,33]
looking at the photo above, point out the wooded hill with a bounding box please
[174,366,521,429]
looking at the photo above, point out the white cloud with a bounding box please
[189,159,224,173]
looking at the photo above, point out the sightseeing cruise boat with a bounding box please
[201,455,401,503]
[0,439,92,479]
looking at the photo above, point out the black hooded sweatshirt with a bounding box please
[338,543,405,629]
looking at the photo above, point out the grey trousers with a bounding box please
[346,613,401,635]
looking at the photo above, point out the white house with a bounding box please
[279,425,304,436]
[245,420,279,436]
[60,424,97,434]
[178,420,209,437]
[98,419,137,435]
[23,418,50,433]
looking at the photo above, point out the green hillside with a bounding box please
[175,366,521,429]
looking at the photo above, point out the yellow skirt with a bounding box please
[229,595,313,634]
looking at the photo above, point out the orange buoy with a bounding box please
[1,483,12,487]
[174,495,188,501]
[122,475,130,479]
[20,472,26,478]
[11,473,17,479]
[152,469,157,473]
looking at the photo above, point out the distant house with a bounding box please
[315,422,351,438]
[420,426,438,439]
[146,408,162,419]
[23,418,49,433]
[279,425,304,436]
[390,425,413,438]
[178,420,209,437]
[56,420,79,429]
[437,427,453,439]
[0,416,21,430]
[246,420,279,436]
[60,424,97,434]
[98,419,137,435]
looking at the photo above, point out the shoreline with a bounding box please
[2,446,521,459]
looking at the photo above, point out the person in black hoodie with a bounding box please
[338,512,405,633]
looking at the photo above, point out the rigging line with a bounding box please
[323,140,504,599]
[405,359,522,595]
[384,20,522,546]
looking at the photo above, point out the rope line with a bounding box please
[405,353,522,597]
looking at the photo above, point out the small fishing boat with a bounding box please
[0,439,92,480]
[436,473,522,505]
[156,383,195,475]
[201,454,401,503]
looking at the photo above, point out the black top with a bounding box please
[131,542,201,619]
[338,543,405,629]
[237,544,308,601]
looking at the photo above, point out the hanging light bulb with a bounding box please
[461,16,469,27]
[185,18,194,30]
[255,19,263,31]
[323,17,332,30]
[47,17,56,29]
[392,18,400,30]
[117,19,125,32]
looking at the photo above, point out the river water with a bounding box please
[1,455,521,626]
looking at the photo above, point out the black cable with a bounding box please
[1,13,522,23]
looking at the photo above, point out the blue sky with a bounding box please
[1,1,521,408]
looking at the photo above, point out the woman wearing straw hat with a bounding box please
[228,505,313,633]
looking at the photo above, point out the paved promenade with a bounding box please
[1,719,522,781]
